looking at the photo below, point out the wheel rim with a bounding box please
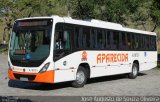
[76,71,85,84]
[133,66,138,76]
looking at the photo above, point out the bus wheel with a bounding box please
[129,63,139,79]
[72,66,87,88]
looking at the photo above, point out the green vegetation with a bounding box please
[0,0,160,47]
[0,47,8,54]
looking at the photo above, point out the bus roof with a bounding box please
[16,15,156,36]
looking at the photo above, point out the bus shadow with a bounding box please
[8,73,147,90]
[87,73,147,84]
[8,80,71,90]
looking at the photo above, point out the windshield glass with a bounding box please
[9,19,53,67]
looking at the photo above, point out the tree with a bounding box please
[129,0,152,30]
[66,0,142,26]
[0,0,67,43]
[150,0,160,32]
[94,0,128,24]
[63,0,95,19]
[1,0,160,44]
[0,0,15,44]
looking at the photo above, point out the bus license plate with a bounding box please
[20,77,28,81]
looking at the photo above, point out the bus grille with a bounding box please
[14,74,36,81]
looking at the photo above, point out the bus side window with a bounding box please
[96,29,104,49]
[122,33,127,50]
[142,35,145,50]
[119,32,122,50]
[90,29,95,49]
[139,34,142,50]
[151,36,156,51]
[139,35,141,50]
[102,30,106,49]
[132,34,139,50]
[121,32,127,50]
[74,27,79,48]
[127,33,131,50]
[94,29,97,48]
[140,34,145,50]
[131,34,135,50]
[74,26,91,49]
[83,27,90,48]
[146,35,150,50]
[144,35,147,50]
[112,31,119,50]
[79,27,83,48]
[63,31,70,49]
[136,34,139,50]
[54,24,63,49]
[54,24,71,50]
[74,26,83,49]
[106,31,111,49]
[154,36,157,51]
[149,36,151,51]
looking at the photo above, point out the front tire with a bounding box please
[72,66,87,88]
[128,63,139,79]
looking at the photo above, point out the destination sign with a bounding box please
[18,21,48,27]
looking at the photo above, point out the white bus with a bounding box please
[8,15,157,88]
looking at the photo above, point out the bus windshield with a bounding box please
[9,19,53,67]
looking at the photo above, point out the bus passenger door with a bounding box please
[53,23,75,83]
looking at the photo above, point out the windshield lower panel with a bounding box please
[9,19,53,67]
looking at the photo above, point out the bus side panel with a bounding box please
[139,51,157,71]
[53,52,82,83]
[53,50,157,83]
[89,51,132,78]
[54,69,75,83]
[87,51,107,77]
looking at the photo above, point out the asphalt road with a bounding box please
[0,54,160,96]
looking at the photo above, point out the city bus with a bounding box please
[8,15,157,88]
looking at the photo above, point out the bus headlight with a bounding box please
[39,62,50,73]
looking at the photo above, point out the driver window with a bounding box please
[54,23,72,61]
[55,30,71,50]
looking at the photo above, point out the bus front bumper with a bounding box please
[8,69,54,83]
